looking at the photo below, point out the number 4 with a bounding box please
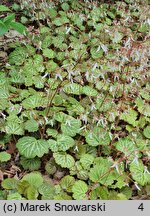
[138,203,144,211]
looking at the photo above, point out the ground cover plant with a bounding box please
[0,0,150,200]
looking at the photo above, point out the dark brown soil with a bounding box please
[1,0,16,7]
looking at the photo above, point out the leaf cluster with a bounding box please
[0,0,150,200]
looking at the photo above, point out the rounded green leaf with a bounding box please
[143,126,150,139]
[49,8,57,18]
[90,47,103,59]
[90,186,109,200]
[80,154,94,170]
[54,192,72,200]
[77,170,89,180]
[57,134,75,151]
[46,128,58,138]
[26,186,39,200]
[115,138,136,157]
[53,16,69,26]
[2,178,19,189]
[22,95,42,109]
[48,139,58,152]
[16,136,49,158]
[0,152,11,162]
[43,48,55,59]
[60,175,75,192]
[9,47,28,65]
[24,119,38,132]
[53,152,75,168]
[7,193,24,200]
[72,180,88,200]
[45,160,56,175]
[20,157,41,171]
[39,182,56,200]
[82,86,98,96]
[0,5,11,12]
[61,3,70,11]
[89,157,116,185]
[48,135,75,152]
[130,160,150,186]
[42,35,52,48]
[89,165,111,184]
[63,83,83,95]
[7,104,22,115]
[53,95,63,106]
[120,109,138,127]
[61,119,81,137]
[46,60,58,71]
[21,172,43,188]
[85,127,111,146]
[17,181,30,195]
[54,112,68,123]
[5,122,24,135]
